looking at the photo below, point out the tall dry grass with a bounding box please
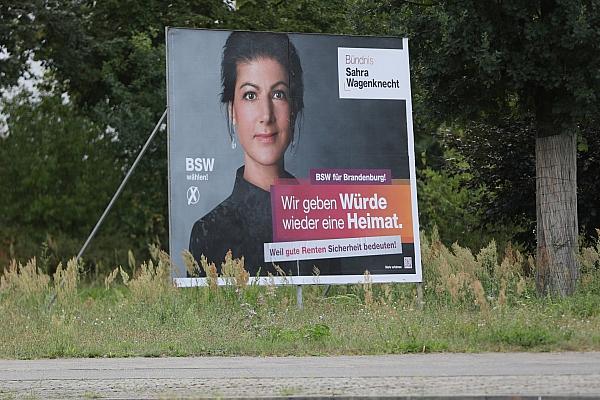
[0,258,50,300]
[421,227,531,311]
[0,231,599,358]
[3,229,598,312]
[53,258,81,303]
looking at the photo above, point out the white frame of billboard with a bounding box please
[166,28,422,287]
[174,272,421,287]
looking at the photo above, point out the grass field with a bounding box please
[1,231,599,359]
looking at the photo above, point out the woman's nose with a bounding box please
[259,98,275,124]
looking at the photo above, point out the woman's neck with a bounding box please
[243,159,284,191]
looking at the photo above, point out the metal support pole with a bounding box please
[296,285,303,309]
[416,282,424,310]
[76,109,168,261]
[296,259,303,309]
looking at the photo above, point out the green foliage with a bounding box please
[0,91,125,268]
[0,92,116,232]
[489,323,568,348]
[230,0,352,33]
[382,337,449,354]
[397,0,600,131]
[350,0,600,265]
[566,292,600,318]
[484,302,577,349]
[441,119,536,248]
[577,231,600,297]
[0,1,42,88]
[270,323,331,342]
[417,166,486,249]
[438,118,600,249]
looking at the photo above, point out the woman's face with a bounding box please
[231,57,292,169]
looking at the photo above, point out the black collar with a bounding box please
[230,166,295,202]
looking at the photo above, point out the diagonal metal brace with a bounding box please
[76,108,168,261]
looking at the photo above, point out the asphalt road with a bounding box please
[1,352,599,399]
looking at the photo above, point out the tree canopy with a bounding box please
[350,0,600,295]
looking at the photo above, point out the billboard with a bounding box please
[166,28,421,285]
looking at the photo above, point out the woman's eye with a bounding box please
[272,90,287,100]
[243,91,257,100]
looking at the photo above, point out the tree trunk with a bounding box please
[535,132,579,296]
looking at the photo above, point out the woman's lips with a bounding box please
[254,132,277,143]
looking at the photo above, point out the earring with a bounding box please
[231,124,237,149]
[290,125,298,151]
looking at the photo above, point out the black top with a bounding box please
[189,166,339,277]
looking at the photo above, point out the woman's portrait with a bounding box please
[188,31,333,276]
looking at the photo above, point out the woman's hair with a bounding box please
[221,31,304,141]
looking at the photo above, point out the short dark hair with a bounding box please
[221,31,304,136]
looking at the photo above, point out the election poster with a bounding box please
[166,28,422,285]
